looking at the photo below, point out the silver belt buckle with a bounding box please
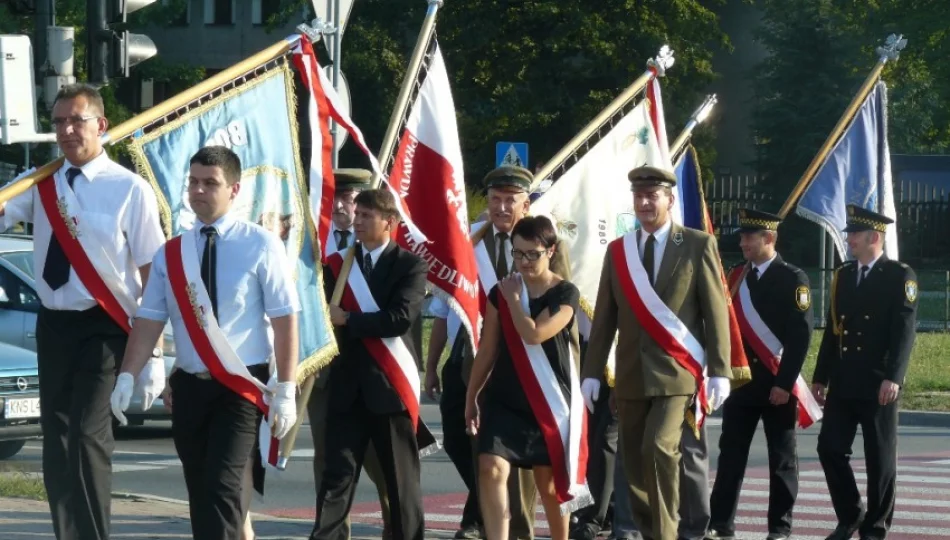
[194,371,212,380]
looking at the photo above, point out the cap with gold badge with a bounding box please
[842,204,894,233]
[737,208,782,233]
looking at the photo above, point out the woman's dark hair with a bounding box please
[512,215,558,249]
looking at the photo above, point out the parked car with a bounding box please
[0,233,175,425]
[0,340,41,459]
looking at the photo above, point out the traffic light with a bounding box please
[87,0,158,84]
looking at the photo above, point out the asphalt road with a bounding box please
[7,401,950,539]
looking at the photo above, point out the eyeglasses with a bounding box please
[51,115,100,129]
[511,248,549,261]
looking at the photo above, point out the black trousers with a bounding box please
[313,398,424,540]
[572,381,618,530]
[818,394,898,540]
[170,364,268,540]
[708,389,799,536]
[440,351,483,529]
[37,306,126,540]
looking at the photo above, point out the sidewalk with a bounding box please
[0,494,456,539]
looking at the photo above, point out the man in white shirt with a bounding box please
[0,84,166,540]
[110,146,300,540]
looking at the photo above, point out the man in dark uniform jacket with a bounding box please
[311,188,429,540]
[812,205,918,540]
[706,209,813,540]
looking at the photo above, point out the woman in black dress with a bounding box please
[465,216,588,540]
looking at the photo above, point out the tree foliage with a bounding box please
[328,0,730,187]
[750,0,950,263]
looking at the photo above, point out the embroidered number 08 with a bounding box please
[203,121,248,149]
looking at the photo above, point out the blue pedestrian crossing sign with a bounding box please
[496,142,529,168]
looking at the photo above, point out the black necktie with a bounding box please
[748,266,759,286]
[643,234,656,287]
[858,265,869,287]
[495,232,509,279]
[43,167,82,291]
[363,252,373,280]
[337,230,350,249]
[201,226,218,320]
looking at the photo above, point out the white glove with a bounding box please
[706,376,731,411]
[111,372,135,426]
[137,356,166,411]
[269,381,297,440]
[580,378,601,413]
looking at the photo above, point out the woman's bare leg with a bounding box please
[478,453,512,540]
[534,466,569,540]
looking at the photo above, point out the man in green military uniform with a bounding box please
[581,165,733,540]
[812,205,918,540]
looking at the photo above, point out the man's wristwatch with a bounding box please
[151,347,163,359]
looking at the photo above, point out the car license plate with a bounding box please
[4,397,41,419]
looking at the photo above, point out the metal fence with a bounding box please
[707,174,950,263]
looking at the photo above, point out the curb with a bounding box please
[899,410,950,428]
[111,491,189,506]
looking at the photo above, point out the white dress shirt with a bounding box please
[1,152,165,311]
[136,214,301,374]
[328,223,355,254]
[363,239,390,269]
[638,219,673,279]
[752,253,778,278]
[857,253,883,285]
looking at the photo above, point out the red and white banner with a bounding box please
[610,234,710,426]
[497,281,591,513]
[292,37,427,261]
[326,251,438,455]
[37,174,136,332]
[388,43,481,350]
[164,233,280,467]
[729,267,823,428]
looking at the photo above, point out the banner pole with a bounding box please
[669,94,718,161]
[0,35,304,206]
[372,0,443,187]
[777,34,907,219]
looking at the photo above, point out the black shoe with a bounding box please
[825,522,861,540]
[766,534,790,540]
[454,524,484,539]
[570,523,600,540]
[705,530,736,540]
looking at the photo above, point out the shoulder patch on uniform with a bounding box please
[795,285,811,311]
[905,280,918,303]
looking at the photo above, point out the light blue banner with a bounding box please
[796,81,893,259]
[129,65,336,378]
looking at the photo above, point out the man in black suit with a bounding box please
[706,209,813,540]
[311,188,429,540]
[812,205,918,540]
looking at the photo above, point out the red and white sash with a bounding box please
[164,232,281,467]
[472,221,498,315]
[610,234,710,426]
[37,174,139,332]
[497,280,592,514]
[731,269,823,428]
[326,251,438,455]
